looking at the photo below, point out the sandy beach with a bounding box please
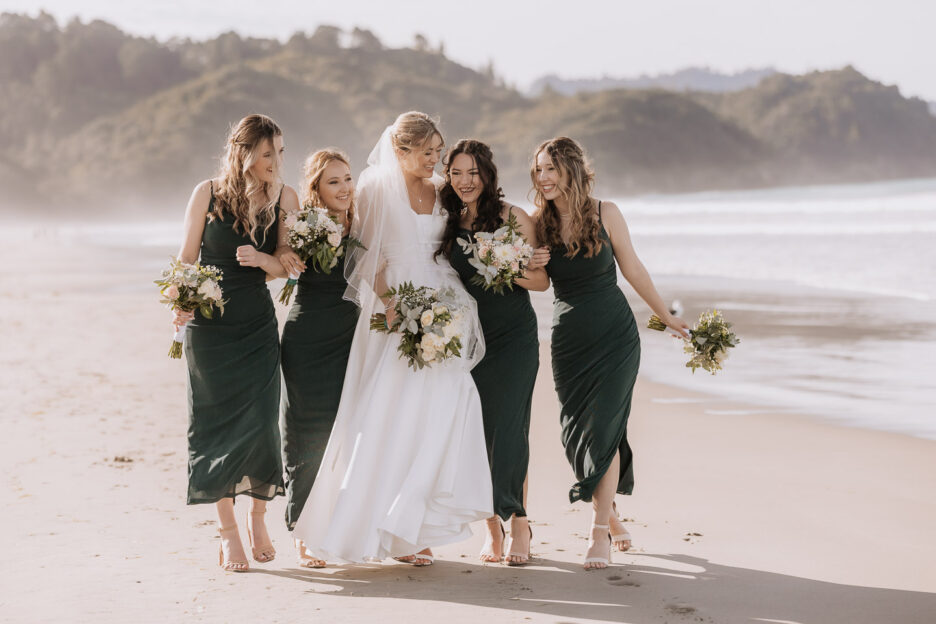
[2,231,935,623]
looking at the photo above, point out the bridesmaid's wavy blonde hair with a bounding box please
[532,137,604,258]
[301,148,355,225]
[210,114,282,245]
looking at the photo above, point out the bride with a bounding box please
[292,112,493,565]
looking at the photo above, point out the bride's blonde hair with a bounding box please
[390,111,443,153]
[211,114,282,245]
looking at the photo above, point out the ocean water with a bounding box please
[621,177,936,302]
[8,177,935,439]
[611,178,936,439]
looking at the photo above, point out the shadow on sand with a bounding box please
[253,553,936,623]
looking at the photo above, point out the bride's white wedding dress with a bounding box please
[291,128,493,562]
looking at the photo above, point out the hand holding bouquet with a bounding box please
[648,309,740,374]
[278,204,364,305]
[456,212,535,294]
[370,281,465,370]
[155,258,226,358]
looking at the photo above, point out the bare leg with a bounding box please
[216,498,248,572]
[609,501,632,552]
[479,516,505,562]
[584,453,619,570]
[505,514,531,565]
[246,498,276,563]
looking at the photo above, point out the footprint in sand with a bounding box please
[665,603,697,616]
[606,575,640,587]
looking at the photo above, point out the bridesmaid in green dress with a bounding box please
[436,140,550,566]
[531,137,688,570]
[172,114,298,572]
[276,149,359,568]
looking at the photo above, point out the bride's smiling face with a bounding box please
[398,133,444,179]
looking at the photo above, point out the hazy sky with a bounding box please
[5,0,935,100]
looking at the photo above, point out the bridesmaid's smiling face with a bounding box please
[318,160,354,214]
[534,149,566,202]
[250,135,285,185]
[449,153,483,206]
[398,133,444,179]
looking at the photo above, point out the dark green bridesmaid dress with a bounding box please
[185,183,284,504]
[280,242,358,530]
[546,202,640,503]
[449,216,539,520]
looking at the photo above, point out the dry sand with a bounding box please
[1,234,935,623]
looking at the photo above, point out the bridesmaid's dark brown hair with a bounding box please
[435,139,505,260]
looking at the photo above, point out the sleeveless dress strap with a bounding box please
[207,180,215,216]
[597,200,602,221]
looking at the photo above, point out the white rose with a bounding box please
[442,319,461,340]
[420,309,434,327]
[198,280,221,301]
[327,231,342,247]
[293,221,311,236]
[420,335,438,360]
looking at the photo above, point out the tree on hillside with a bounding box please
[351,27,382,51]
[310,25,342,49]
[0,11,59,82]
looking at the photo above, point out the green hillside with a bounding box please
[2,12,935,214]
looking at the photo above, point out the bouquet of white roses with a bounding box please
[456,212,535,294]
[648,309,740,374]
[370,281,465,370]
[155,258,226,359]
[278,204,363,305]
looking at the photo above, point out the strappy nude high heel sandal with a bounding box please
[394,549,434,566]
[218,525,249,572]
[295,539,326,568]
[584,523,611,570]
[247,510,276,563]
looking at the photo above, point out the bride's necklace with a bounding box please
[409,183,426,210]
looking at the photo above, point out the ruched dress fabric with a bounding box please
[545,205,640,503]
[185,188,284,504]
[280,246,358,529]
[448,222,539,520]
[291,192,493,562]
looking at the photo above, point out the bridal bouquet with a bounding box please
[456,212,535,294]
[155,258,226,359]
[278,204,364,305]
[648,309,740,374]
[370,281,465,370]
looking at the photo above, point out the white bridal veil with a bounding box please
[341,125,485,370]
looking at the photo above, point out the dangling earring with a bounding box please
[461,202,468,213]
